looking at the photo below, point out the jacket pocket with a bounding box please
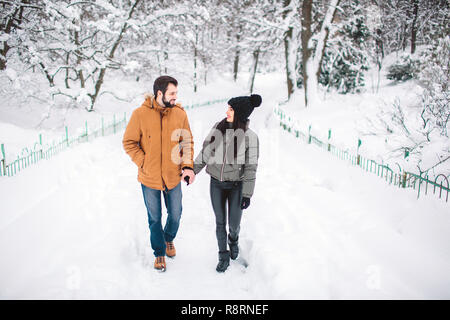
[238,165,244,179]
[142,150,151,175]
[141,134,151,172]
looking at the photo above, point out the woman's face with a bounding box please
[226,105,234,123]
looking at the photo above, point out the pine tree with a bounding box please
[319,2,371,94]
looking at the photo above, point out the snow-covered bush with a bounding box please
[319,44,369,94]
[369,96,448,177]
[386,55,420,81]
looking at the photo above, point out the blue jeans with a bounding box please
[141,183,182,257]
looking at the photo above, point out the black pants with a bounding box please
[210,177,243,252]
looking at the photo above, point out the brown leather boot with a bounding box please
[154,256,166,271]
[166,241,176,258]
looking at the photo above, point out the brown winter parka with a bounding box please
[123,94,194,190]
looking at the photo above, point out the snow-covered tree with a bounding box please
[319,1,371,94]
[418,35,449,140]
[282,0,300,99]
[165,0,210,92]
[17,0,144,111]
[377,0,449,55]
[301,0,341,107]
[0,0,43,70]
[221,0,284,93]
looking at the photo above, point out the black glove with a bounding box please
[241,197,250,210]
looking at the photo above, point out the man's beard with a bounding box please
[162,94,175,108]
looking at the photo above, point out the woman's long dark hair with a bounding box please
[215,115,247,134]
[210,116,248,160]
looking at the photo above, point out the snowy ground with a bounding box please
[1,72,449,299]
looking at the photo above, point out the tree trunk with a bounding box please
[249,48,260,94]
[0,42,9,70]
[79,69,86,89]
[283,0,296,100]
[194,29,198,93]
[0,1,36,70]
[401,23,408,51]
[156,52,162,74]
[233,50,239,81]
[301,0,313,107]
[375,29,384,60]
[203,29,207,86]
[284,26,295,99]
[0,6,20,70]
[233,29,241,82]
[39,62,55,87]
[164,38,169,74]
[302,0,340,107]
[65,52,70,89]
[411,0,419,54]
[74,30,85,88]
[316,3,340,80]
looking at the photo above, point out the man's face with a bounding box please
[159,83,178,107]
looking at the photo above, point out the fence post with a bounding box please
[357,138,362,165]
[402,171,407,188]
[1,143,6,176]
[404,148,410,159]
[327,129,331,151]
[308,125,312,144]
[39,134,43,160]
[65,126,69,147]
[395,163,402,187]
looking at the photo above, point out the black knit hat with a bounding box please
[228,94,262,122]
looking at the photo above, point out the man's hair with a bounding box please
[153,75,178,97]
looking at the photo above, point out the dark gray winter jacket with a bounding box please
[194,120,259,198]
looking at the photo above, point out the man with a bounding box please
[123,76,195,271]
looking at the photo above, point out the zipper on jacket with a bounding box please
[220,134,227,181]
[160,113,166,190]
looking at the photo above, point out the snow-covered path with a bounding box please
[1,98,449,299]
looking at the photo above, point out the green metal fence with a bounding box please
[274,103,449,203]
[0,97,229,178]
[184,98,228,110]
[0,112,128,178]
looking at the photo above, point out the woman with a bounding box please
[193,94,261,272]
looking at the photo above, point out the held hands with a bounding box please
[241,197,250,210]
[181,167,196,185]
